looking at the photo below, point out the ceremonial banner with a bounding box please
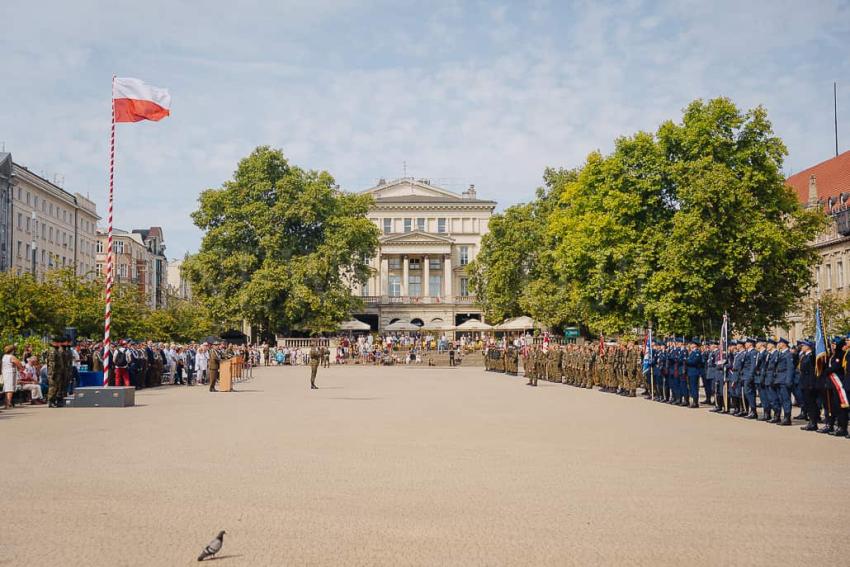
[827,372,850,408]
[814,304,829,376]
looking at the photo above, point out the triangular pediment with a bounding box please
[380,230,455,244]
[362,178,460,200]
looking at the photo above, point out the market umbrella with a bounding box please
[339,319,371,331]
[455,319,493,331]
[495,316,542,331]
[384,320,421,332]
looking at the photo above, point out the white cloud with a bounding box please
[2,0,849,256]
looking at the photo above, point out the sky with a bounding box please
[3,0,850,258]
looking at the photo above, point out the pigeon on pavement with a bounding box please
[197,530,226,561]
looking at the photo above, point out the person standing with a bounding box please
[113,341,131,387]
[797,341,819,431]
[46,338,67,408]
[2,345,25,409]
[762,339,779,422]
[208,344,221,392]
[773,338,794,426]
[686,339,704,408]
[309,342,320,389]
[740,338,757,419]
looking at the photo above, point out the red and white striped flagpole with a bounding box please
[103,75,116,386]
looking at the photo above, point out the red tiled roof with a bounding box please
[787,150,850,205]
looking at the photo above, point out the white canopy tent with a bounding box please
[421,320,454,331]
[455,319,493,331]
[495,316,543,331]
[339,319,371,331]
[384,320,422,332]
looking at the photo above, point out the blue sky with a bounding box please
[3,0,849,257]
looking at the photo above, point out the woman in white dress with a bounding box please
[3,345,26,409]
[20,356,45,404]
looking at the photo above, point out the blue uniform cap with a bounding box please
[766,338,777,345]
[777,337,789,346]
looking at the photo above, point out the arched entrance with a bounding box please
[410,318,424,327]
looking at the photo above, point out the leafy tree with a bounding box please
[184,146,380,335]
[0,271,64,339]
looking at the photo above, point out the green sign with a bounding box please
[564,327,580,338]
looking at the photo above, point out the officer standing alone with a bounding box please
[309,342,320,389]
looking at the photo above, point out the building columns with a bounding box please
[444,253,452,297]
[423,255,430,297]
[402,254,409,296]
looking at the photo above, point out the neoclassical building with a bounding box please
[778,150,850,340]
[351,178,496,331]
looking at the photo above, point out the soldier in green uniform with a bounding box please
[46,337,66,408]
[208,343,221,392]
[309,342,320,389]
[526,347,538,387]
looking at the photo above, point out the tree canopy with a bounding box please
[472,98,825,336]
[184,146,380,335]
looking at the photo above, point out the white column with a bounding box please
[444,253,452,298]
[380,256,389,296]
[423,255,430,297]
[402,255,409,296]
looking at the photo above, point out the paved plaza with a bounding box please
[2,365,849,566]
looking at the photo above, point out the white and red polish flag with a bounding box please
[113,77,171,122]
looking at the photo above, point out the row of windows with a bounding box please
[816,261,845,292]
[16,187,95,232]
[382,217,448,235]
[14,212,94,252]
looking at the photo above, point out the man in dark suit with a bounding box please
[740,338,758,419]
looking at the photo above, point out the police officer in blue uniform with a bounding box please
[686,338,703,408]
[773,338,794,425]
[730,341,744,416]
[753,339,768,420]
[704,341,718,407]
[740,338,758,419]
[762,339,778,422]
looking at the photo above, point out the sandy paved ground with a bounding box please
[1,365,848,566]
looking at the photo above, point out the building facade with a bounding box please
[96,229,157,309]
[133,227,167,308]
[351,178,496,331]
[166,257,192,301]
[0,154,12,271]
[779,150,850,340]
[3,157,99,278]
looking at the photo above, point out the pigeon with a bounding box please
[197,530,225,561]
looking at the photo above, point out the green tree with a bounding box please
[0,271,64,338]
[184,146,380,335]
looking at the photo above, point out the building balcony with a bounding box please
[359,295,477,306]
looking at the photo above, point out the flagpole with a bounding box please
[102,75,116,386]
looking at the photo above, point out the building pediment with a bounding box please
[362,178,461,200]
[380,231,455,245]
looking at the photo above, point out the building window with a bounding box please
[826,264,832,291]
[41,224,45,239]
[437,218,447,233]
[49,227,53,242]
[388,275,401,297]
[404,218,412,232]
[408,275,421,297]
[25,217,30,233]
[17,213,22,230]
[96,240,103,253]
[459,246,469,266]
[417,218,425,231]
[383,218,392,234]
[118,264,127,278]
[115,241,125,254]
[409,258,420,270]
[429,275,442,297]
[460,277,469,297]
[839,262,845,289]
[96,263,102,275]
[16,241,21,257]
[361,282,369,297]
[41,250,45,264]
[388,257,400,269]
[429,258,441,271]
[25,243,30,258]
